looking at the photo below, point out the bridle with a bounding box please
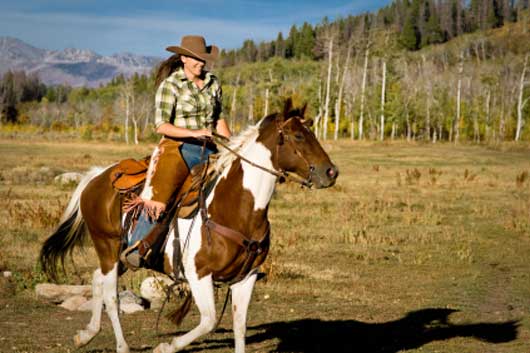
[212,116,315,188]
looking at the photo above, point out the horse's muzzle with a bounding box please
[312,163,339,188]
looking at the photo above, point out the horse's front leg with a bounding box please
[231,271,258,353]
[154,274,216,353]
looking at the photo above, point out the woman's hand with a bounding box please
[156,123,212,140]
[192,128,212,139]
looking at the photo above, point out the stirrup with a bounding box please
[120,241,142,271]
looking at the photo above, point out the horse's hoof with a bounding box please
[154,342,173,353]
[73,330,94,348]
[117,343,130,353]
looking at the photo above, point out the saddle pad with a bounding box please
[110,156,150,192]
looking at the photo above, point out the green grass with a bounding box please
[1,139,530,352]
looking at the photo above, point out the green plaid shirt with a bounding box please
[154,67,223,130]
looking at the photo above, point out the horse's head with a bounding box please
[259,98,338,189]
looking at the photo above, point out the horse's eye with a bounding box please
[294,132,305,141]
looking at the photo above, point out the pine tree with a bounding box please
[296,22,315,58]
[422,2,445,46]
[400,0,422,50]
[0,71,18,123]
[275,32,286,58]
[400,14,421,50]
[485,0,503,28]
[286,25,299,58]
[241,39,258,62]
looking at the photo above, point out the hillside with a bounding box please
[0,37,160,87]
[0,7,529,143]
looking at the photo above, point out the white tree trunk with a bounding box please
[248,102,254,123]
[132,117,139,145]
[323,38,333,140]
[379,60,386,141]
[406,109,411,142]
[230,73,240,132]
[334,45,352,140]
[485,88,491,141]
[359,46,369,140]
[131,93,138,145]
[499,97,506,142]
[264,88,269,118]
[454,52,464,144]
[515,54,529,141]
[314,80,323,139]
[124,94,129,144]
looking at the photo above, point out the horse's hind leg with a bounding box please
[154,274,216,353]
[74,269,104,347]
[102,262,130,353]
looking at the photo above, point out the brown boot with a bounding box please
[119,241,142,270]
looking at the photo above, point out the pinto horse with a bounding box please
[39,99,338,353]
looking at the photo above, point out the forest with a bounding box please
[0,0,529,143]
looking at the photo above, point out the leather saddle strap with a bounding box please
[203,219,269,253]
[204,219,247,247]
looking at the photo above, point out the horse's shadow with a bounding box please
[172,307,519,353]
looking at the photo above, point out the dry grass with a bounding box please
[1,139,530,352]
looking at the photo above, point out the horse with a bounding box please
[39,99,338,353]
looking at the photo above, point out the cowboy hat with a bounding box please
[166,35,219,62]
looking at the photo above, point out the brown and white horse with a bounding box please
[39,99,338,353]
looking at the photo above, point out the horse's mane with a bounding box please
[214,114,277,173]
[215,123,260,173]
[213,105,304,173]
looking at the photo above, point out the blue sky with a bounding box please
[0,0,391,57]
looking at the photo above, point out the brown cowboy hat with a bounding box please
[166,35,219,62]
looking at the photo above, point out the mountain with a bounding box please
[0,37,160,87]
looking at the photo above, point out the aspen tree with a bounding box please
[515,54,529,141]
[359,44,370,140]
[454,51,464,144]
[334,44,352,140]
[323,37,333,140]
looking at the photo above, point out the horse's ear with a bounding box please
[282,98,293,119]
[302,118,314,127]
[300,103,307,118]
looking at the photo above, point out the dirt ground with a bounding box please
[1,140,530,352]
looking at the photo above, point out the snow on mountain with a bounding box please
[0,37,160,87]
[45,48,100,63]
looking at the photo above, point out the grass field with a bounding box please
[1,138,529,353]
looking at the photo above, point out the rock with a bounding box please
[36,283,91,303]
[120,303,144,314]
[140,277,174,309]
[54,172,82,186]
[3,271,11,278]
[77,299,94,312]
[0,276,15,297]
[59,295,88,311]
[119,290,143,306]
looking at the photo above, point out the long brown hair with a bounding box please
[154,54,183,88]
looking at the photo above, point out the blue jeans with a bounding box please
[179,142,216,170]
[128,209,156,247]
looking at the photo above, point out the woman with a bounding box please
[122,35,231,269]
